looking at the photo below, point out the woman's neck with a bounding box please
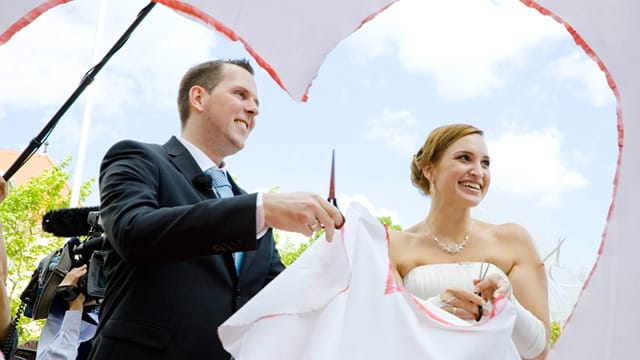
[424,206,472,243]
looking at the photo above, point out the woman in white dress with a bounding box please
[389,124,550,360]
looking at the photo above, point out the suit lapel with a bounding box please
[164,136,214,199]
[164,136,237,276]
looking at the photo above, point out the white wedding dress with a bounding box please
[404,262,508,322]
[219,203,520,360]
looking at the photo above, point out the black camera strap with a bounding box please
[31,242,73,320]
[0,302,21,359]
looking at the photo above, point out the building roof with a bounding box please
[0,149,70,196]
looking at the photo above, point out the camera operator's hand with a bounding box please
[59,265,88,311]
[0,176,7,204]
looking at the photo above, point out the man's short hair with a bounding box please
[177,59,254,127]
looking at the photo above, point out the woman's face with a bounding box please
[428,133,491,207]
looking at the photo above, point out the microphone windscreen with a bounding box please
[42,206,100,237]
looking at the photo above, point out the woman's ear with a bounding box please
[422,164,433,182]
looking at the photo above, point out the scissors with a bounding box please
[327,149,345,229]
[476,260,491,322]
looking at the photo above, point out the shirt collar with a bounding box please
[177,136,226,172]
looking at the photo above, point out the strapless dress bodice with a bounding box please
[403,262,507,300]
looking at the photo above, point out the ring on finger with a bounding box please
[307,219,319,231]
[453,306,457,315]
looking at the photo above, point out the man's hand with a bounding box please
[60,264,88,287]
[59,265,88,310]
[263,192,345,242]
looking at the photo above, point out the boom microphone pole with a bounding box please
[2,2,157,182]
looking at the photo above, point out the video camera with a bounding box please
[21,206,107,320]
[58,210,107,300]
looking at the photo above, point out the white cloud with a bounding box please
[549,51,615,107]
[340,193,400,224]
[487,126,589,207]
[364,108,421,155]
[0,1,219,151]
[0,2,218,115]
[348,0,566,100]
[0,8,93,109]
[91,4,220,117]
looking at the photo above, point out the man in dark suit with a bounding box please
[88,59,343,359]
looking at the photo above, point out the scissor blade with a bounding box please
[328,149,336,206]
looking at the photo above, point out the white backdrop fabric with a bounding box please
[532,0,639,358]
[152,0,398,101]
[0,0,70,45]
[1,0,638,358]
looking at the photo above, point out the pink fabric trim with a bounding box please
[355,1,399,32]
[520,0,623,339]
[0,0,71,44]
[491,294,507,319]
[383,224,403,294]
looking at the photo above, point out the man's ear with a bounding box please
[189,86,206,112]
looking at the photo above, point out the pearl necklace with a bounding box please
[425,222,471,254]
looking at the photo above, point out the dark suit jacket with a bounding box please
[88,136,284,360]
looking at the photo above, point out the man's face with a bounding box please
[199,64,259,158]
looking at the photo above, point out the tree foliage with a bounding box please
[551,321,561,343]
[0,157,92,341]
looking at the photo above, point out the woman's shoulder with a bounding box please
[388,223,423,244]
[488,221,529,236]
[479,220,536,254]
[474,219,527,237]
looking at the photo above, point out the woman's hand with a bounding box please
[474,273,512,302]
[438,274,511,321]
[438,288,486,321]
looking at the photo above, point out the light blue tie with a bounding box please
[205,167,244,275]
[207,168,234,198]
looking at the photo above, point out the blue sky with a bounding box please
[0,0,617,292]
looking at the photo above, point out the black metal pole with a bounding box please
[2,1,157,181]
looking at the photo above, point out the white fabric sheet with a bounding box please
[219,203,520,360]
